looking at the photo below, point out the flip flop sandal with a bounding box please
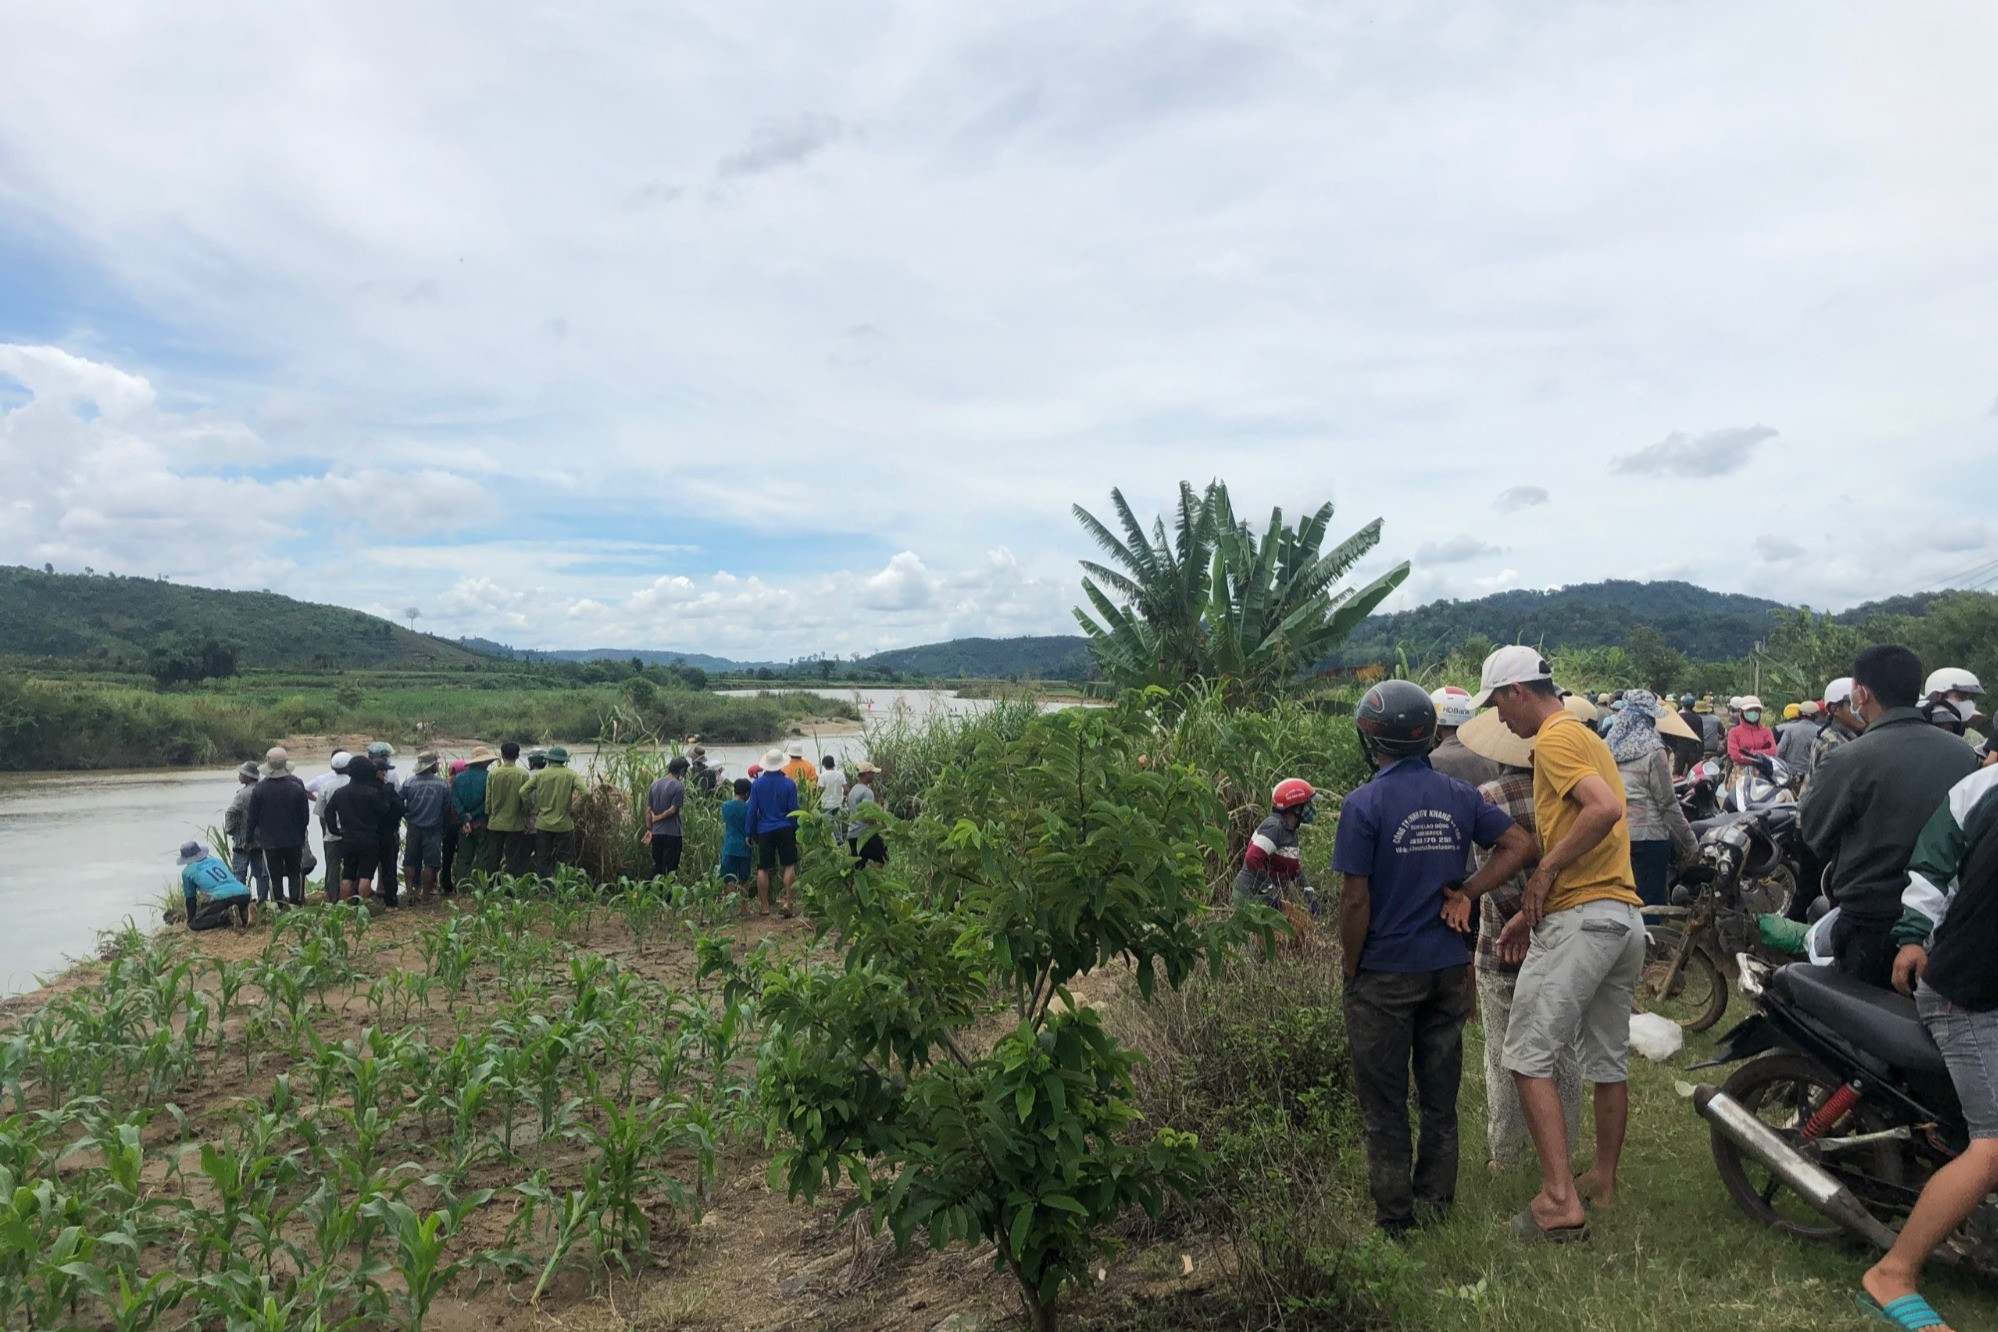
[1510,1209,1589,1243]
[1855,1292,1947,1330]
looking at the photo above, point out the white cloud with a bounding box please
[1416,535,1503,565]
[3,6,1998,644]
[1753,535,1806,563]
[1613,426,1779,478]
[856,551,935,612]
[0,343,490,583]
[1474,569,1521,592]
[715,113,851,180]
[1493,486,1550,514]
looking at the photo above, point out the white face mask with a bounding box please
[1956,697,1980,723]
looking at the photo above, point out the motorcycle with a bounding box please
[1638,802,1803,1031]
[1719,753,1799,812]
[1676,757,1724,823]
[1690,958,1998,1274]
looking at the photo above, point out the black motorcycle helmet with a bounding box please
[1355,679,1438,764]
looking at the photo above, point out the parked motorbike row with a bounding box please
[1638,753,1806,1033]
[1637,755,1996,1277]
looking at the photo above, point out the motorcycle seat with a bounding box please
[1771,964,1947,1076]
[1692,808,1799,837]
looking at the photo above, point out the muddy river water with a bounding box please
[0,689,1053,994]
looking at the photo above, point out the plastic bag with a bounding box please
[1628,1010,1685,1062]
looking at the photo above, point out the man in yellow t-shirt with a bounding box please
[1469,646,1643,1244]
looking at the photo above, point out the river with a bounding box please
[0,688,1057,995]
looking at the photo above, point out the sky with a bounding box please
[2,2,1996,659]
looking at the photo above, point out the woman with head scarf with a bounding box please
[1605,690,1700,906]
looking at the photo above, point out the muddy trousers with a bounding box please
[263,846,305,907]
[534,830,575,879]
[486,829,531,877]
[1342,965,1472,1230]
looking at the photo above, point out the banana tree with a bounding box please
[1072,480,1406,701]
[1206,496,1408,704]
[1071,482,1218,692]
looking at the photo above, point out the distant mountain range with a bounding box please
[4,567,1972,683]
[454,640,774,673]
[1332,579,1790,664]
[455,635,1092,679]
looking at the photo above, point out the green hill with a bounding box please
[0,566,493,670]
[1334,579,1790,664]
[858,635,1096,680]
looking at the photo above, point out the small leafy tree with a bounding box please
[1625,625,1686,695]
[736,698,1276,1331]
[147,633,241,689]
[1757,608,1867,702]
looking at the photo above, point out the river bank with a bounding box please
[0,688,1047,992]
[0,670,863,772]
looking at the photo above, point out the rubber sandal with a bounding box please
[1510,1209,1588,1243]
[1855,1291,1947,1330]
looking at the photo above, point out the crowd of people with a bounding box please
[163,646,1998,1327]
[177,734,892,930]
[1232,644,1994,1329]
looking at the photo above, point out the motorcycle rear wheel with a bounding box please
[1638,924,1727,1031]
[1710,1051,1903,1241]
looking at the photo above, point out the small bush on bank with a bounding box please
[1127,947,1413,1329]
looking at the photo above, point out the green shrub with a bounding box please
[1127,949,1405,1328]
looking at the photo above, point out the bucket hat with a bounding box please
[546,745,571,764]
[175,840,207,866]
[237,760,262,779]
[467,745,496,765]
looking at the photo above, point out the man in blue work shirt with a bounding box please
[177,840,254,931]
[1337,680,1535,1235]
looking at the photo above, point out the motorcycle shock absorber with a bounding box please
[1802,1081,1864,1140]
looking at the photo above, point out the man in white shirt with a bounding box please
[305,751,352,900]
[818,754,848,818]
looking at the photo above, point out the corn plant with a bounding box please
[365,1188,493,1331]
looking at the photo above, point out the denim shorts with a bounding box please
[1502,898,1646,1084]
[1917,982,1998,1140]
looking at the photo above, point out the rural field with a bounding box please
[5,694,1991,1332]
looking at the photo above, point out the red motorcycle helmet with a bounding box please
[1272,778,1317,812]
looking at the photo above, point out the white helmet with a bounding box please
[1824,677,1855,707]
[1924,667,1983,698]
[1429,685,1476,729]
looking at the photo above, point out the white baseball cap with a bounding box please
[1467,645,1554,709]
[1824,677,1855,707]
[1429,685,1476,728]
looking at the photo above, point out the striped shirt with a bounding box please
[1232,813,1304,904]
[1473,770,1538,976]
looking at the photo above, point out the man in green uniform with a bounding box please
[523,744,583,878]
[484,741,532,876]
[453,745,496,881]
